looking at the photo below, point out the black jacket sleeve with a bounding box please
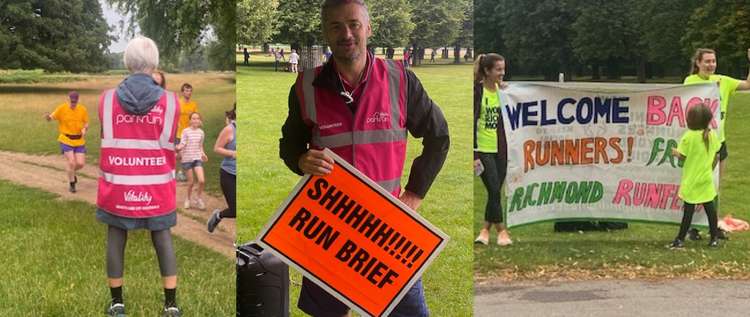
[403,69,450,198]
[279,84,310,175]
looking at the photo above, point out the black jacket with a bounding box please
[280,56,450,199]
[473,82,508,160]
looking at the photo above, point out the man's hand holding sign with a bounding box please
[259,149,448,317]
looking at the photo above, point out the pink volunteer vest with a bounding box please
[97,89,179,218]
[296,58,407,196]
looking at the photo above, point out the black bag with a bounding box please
[237,242,290,317]
[554,221,628,232]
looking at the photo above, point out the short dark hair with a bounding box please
[321,0,369,25]
[181,83,193,92]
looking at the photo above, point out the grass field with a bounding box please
[474,92,750,281]
[237,53,473,316]
[0,72,235,194]
[0,179,234,315]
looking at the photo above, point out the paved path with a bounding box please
[475,279,750,316]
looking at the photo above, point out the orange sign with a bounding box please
[257,149,449,317]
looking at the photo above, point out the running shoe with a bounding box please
[183,199,190,210]
[207,209,222,233]
[106,302,126,317]
[668,239,684,249]
[163,306,181,317]
[708,238,720,248]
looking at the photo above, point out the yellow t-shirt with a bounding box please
[683,74,740,143]
[676,129,721,204]
[476,86,500,153]
[50,103,89,146]
[177,98,198,139]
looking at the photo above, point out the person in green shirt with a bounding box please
[670,104,722,248]
[682,48,750,240]
[473,53,512,246]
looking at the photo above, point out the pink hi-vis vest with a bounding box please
[296,58,407,196]
[97,89,179,218]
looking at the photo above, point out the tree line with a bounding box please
[239,0,473,65]
[475,0,750,81]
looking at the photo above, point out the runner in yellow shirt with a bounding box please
[176,83,199,182]
[44,91,89,193]
[682,48,750,240]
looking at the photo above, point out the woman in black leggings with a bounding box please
[208,105,236,232]
[474,53,512,246]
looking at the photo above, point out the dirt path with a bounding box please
[0,150,235,258]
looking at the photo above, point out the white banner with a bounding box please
[500,83,720,227]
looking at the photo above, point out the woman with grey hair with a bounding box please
[96,36,182,317]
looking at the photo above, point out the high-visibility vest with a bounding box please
[97,89,179,218]
[296,58,407,196]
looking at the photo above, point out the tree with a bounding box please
[275,0,322,49]
[107,0,236,70]
[473,0,505,56]
[368,0,415,50]
[453,0,473,64]
[682,0,750,78]
[501,0,576,80]
[0,0,112,72]
[407,0,465,66]
[237,0,279,46]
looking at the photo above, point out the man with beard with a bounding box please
[279,1,450,316]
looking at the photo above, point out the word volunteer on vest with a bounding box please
[97,89,179,217]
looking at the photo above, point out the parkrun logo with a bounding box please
[151,105,164,114]
[116,113,163,125]
[366,112,389,124]
[124,190,153,205]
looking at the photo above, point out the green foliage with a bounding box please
[475,0,749,80]
[238,0,279,46]
[408,0,466,48]
[0,0,112,72]
[682,0,750,78]
[275,0,322,48]
[107,0,235,71]
[369,0,415,48]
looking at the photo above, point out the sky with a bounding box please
[100,1,131,53]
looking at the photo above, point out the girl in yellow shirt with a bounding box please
[670,104,721,248]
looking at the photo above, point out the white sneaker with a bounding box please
[195,198,206,210]
[183,199,190,209]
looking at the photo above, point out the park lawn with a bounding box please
[0,72,234,194]
[0,179,234,315]
[474,92,750,281]
[237,54,473,316]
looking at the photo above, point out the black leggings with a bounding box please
[219,169,236,218]
[677,200,719,240]
[478,152,507,223]
[106,226,177,278]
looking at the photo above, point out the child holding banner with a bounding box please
[473,53,512,246]
[682,48,750,240]
[670,104,721,248]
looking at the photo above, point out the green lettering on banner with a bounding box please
[509,187,525,212]
[552,181,566,203]
[538,182,554,204]
[565,182,580,203]
[510,181,604,212]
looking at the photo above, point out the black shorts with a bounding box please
[718,141,728,161]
